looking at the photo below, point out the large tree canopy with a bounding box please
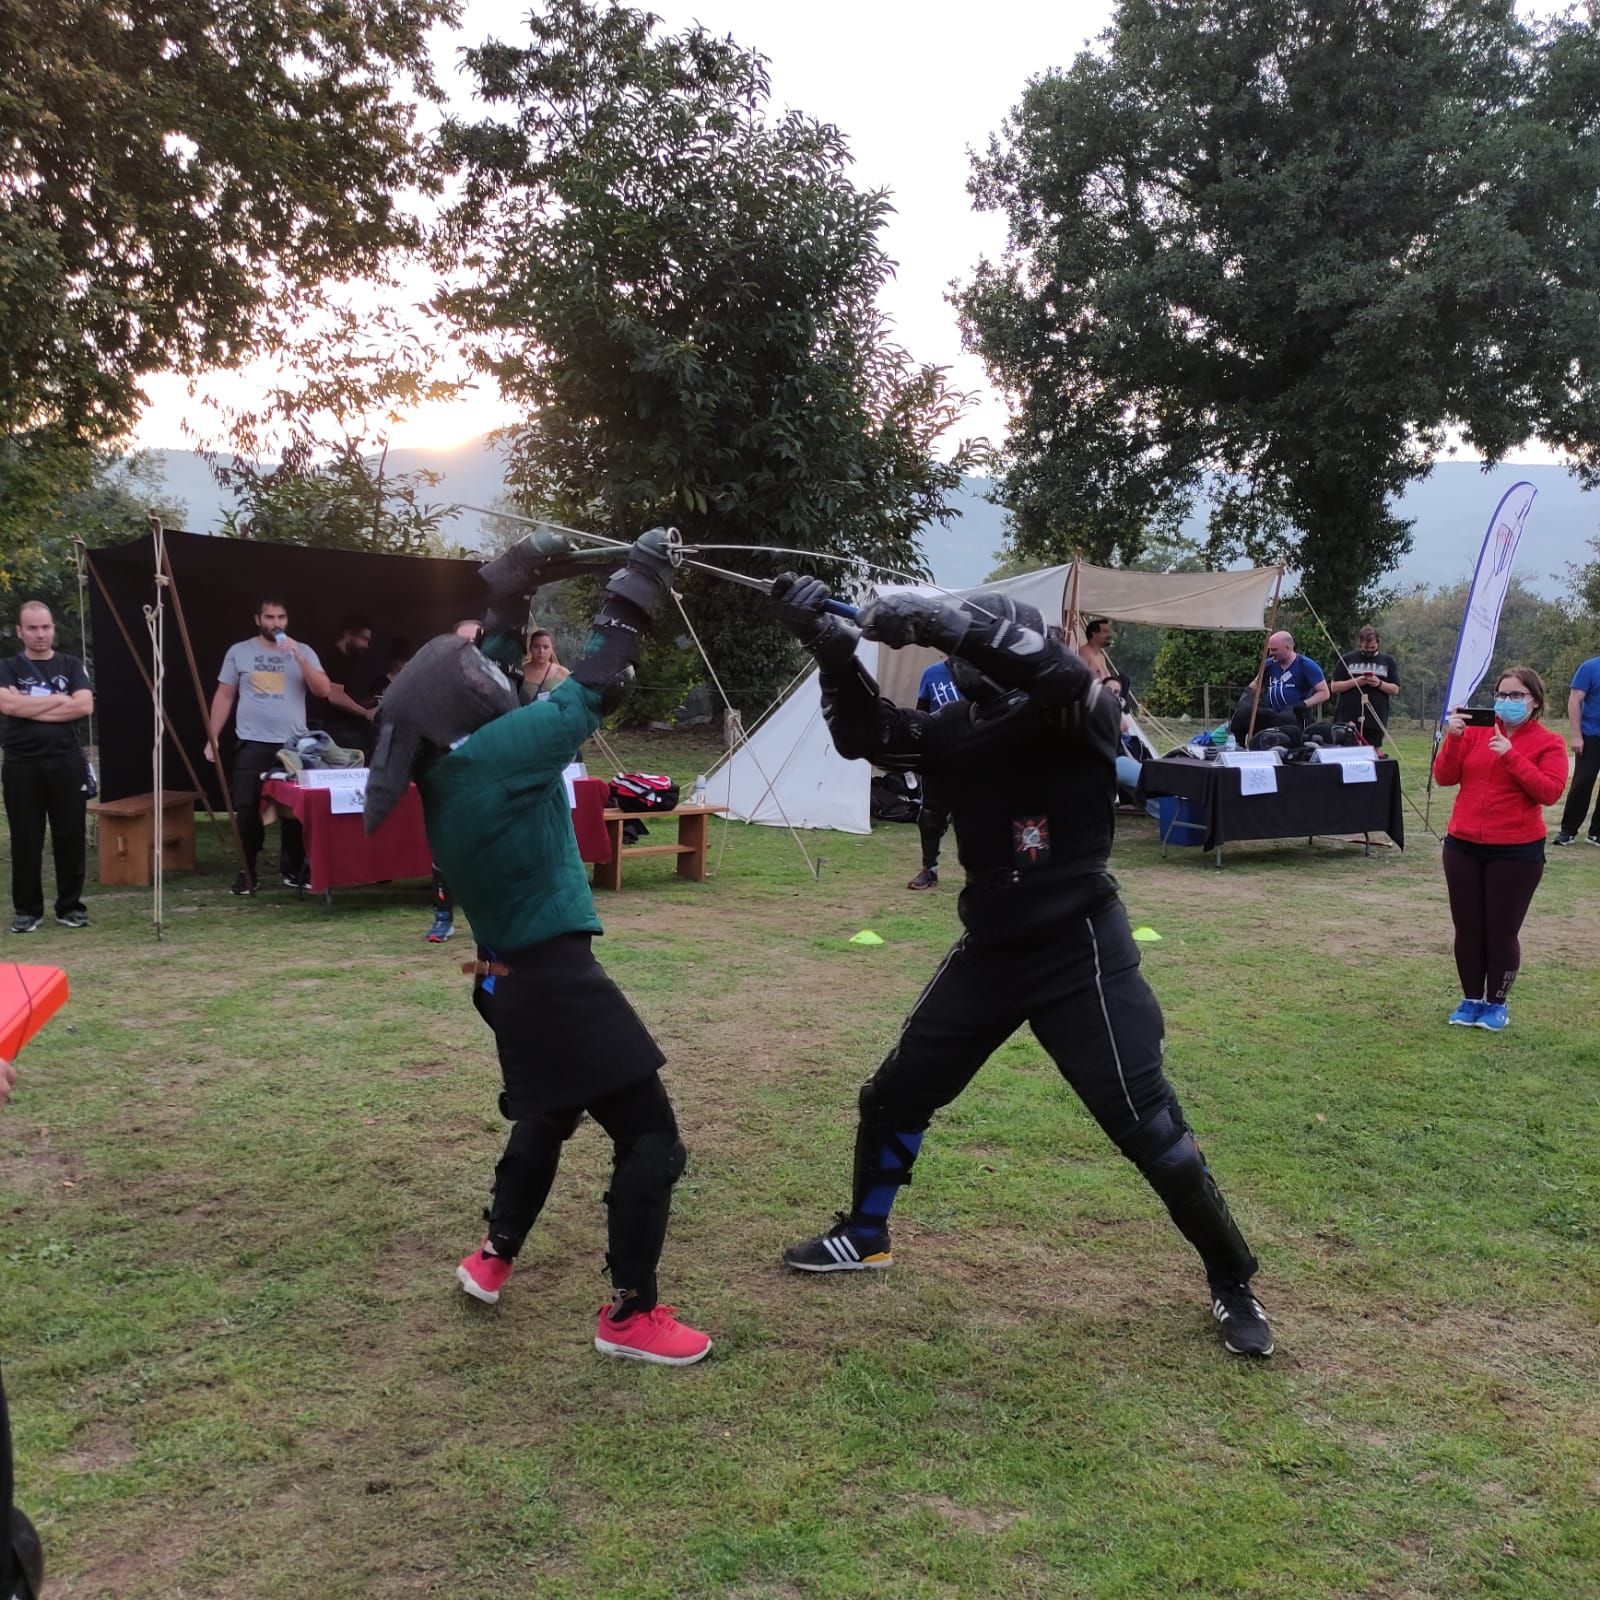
[438,0,977,709]
[0,0,458,448]
[959,0,1600,636]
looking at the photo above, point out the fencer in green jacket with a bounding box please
[363,527,713,1366]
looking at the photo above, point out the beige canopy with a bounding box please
[871,558,1281,708]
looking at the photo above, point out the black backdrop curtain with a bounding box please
[88,529,488,804]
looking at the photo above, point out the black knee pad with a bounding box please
[853,1079,926,1202]
[607,1129,687,1209]
[1118,1097,1191,1170]
[8,1507,43,1600]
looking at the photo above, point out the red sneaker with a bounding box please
[593,1303,712,1366]
[456,1244,514,1304]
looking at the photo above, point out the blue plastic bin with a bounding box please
[1154,794,1208,848]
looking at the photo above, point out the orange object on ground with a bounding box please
[0,964,68,1059]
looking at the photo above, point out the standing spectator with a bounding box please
[907,657,962,889]
[204,597,331,894]
[1230,631,1329,743]
[1553,653,1600,846]
[1432,666,1569,1031]
[1,1054,46,1600]
[319,612,380,756]
[1327,625,1402,750]
[0,601,94,932]
[1104,674,1156,807]
[522,629,572,701]
[1077,617,1114,679]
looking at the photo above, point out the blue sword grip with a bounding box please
[821,599,859,619]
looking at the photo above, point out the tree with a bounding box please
[215,440,458,558]
[959,1,1600,641]
[438,0,979,710]
[0,449,184,655]
[1,0,457,448]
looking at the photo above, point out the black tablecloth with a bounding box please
[1136,756,1404,851]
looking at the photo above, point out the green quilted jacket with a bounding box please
[418,676,604,952]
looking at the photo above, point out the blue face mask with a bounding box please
[1494,698,1530,726]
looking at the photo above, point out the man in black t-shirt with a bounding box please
[0,602,95,933]
[317,613,379,756]
[1327,624,1401,750]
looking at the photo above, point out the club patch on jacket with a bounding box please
[1012,816,1051,865]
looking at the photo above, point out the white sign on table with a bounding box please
[1311,747,1378,783]
[327,785,367,815]
[1237,763,1278,795]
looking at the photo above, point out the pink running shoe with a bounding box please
[456,1244,514,1305]
[593,1303,712,1366]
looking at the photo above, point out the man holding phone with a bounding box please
[1328,625,1401,749]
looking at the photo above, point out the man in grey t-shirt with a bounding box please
[205,597,332,893]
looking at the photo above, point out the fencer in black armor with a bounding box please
[770,574,1275,1356]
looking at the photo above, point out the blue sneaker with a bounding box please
[425,910,454,943]
[1475,1002,1509,1031]
[1447,999,1484,1027]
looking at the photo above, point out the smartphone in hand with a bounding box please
[1458,706,1496,728]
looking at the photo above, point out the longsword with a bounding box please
[458,505,860,619]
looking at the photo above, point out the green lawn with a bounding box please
[2,724,1596,1598]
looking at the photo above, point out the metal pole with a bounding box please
[1245,565,1284,747]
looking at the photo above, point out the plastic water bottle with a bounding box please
[693,773,708,808]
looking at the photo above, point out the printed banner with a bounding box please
[1440,481,1537,720]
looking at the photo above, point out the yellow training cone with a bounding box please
[849,930,885,946]
[1131,927,1162,942]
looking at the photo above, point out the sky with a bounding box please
[132,0,1569,466]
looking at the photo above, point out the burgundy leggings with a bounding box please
[1441,842,1544,1003]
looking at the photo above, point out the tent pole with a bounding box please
[143,519,168,940]
[84,550,236,853]
[1244,564,1284,746]
[1066,550,1083,643]
[157,537,255,884]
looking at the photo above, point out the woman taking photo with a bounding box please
[1432,666,1568,1031]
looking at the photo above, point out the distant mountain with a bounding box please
[146,443,1591,600]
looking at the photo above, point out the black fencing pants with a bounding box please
[230,740,304,881]
[484,1075,682,1313]
[855,897,1258,1282]
[2,756,86,919]
[0,1366,13,1594]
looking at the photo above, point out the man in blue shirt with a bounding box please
[1231,631,1328,743]
[1554,655,1600,846]
[907,659,962,889]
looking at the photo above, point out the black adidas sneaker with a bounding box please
[784,1213,893,1273]
[1210,1280,1275,1357]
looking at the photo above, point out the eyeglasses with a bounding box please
[1496,690,1531,700]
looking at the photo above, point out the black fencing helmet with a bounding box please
[947,590,1046,701]
[1250,726,1298,754]
[363,634,518,833]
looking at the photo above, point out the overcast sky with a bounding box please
[133,0,1567,465]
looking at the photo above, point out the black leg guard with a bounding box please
[1119,1099,1258,1285]
[5,1508,41,1600]
[604,1130,687,1314]
[849,1080,926,1222]
[484,1110,582,1259]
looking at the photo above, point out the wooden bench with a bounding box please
[593,804,728,891]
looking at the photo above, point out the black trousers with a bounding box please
[1559,737,1600,838]
[2,756,86,919]
[917,778,951,870]
[230,740,303,879]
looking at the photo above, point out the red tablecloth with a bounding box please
[263,775,612,893]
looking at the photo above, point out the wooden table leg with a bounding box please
[593,820,625,890]
[676,812,709,882]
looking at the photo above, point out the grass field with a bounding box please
[2,723,1597,1599]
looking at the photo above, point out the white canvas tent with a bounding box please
[704,559,1280,834]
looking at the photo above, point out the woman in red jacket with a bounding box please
[1432,666,1569,1031]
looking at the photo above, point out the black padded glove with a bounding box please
[770,572,834,644]
[856,591,971,653]
[600,526,679,616]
